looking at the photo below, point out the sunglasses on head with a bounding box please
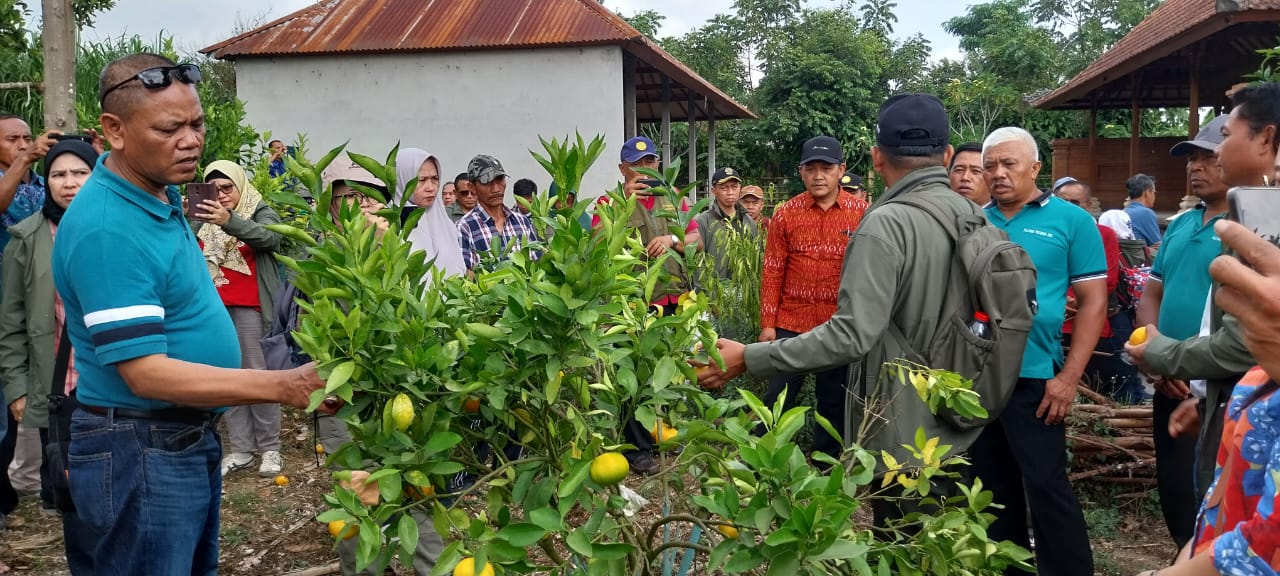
[100,64,203,107]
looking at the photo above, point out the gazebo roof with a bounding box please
[200,0,755,121]
[1035,0,1280,110]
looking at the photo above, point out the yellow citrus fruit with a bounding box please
[328,520,357,540]
[315,443,325,455]
[1129,326,1148,346]
[716,524,739,539]
[650,423,679,443]
[391,393,415,431]
[589,452,629,486]
[453,557,495,576]
[404,470,435,500]
[274,475,289,486]
[463,397,482,413]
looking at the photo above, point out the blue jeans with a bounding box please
[67,408,222,575]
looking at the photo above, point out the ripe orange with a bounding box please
[328,520,357,540]
[1129,326,1148,345]
[716,524,739,539]
[315,443,325,455]
[274,475,289,486]
[463,397,482,413]
[453,557,495,576]
[650,423,679,443]
[589,452,629,486]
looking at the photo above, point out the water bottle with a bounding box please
[968,312,991,339]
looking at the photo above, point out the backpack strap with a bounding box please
[879,193,973,365]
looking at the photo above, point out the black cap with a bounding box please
[712,167,742,185]
[840,171,862,189]
[43,139,99,179]
[876,93,949,155]
[800,136,843,165]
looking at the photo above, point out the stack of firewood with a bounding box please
[1067,385,1156,486]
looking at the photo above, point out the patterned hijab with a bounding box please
[198,160,264,286]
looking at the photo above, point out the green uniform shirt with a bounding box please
[985,192,1107,379]
[1149,205,1226,340]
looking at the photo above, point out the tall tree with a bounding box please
[857,0,899,37]
[43,0,75,130]
[746,8,891,176]
[622,9,665,39]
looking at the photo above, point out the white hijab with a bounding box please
[1098,209,1135,240]
[395,148,466,277]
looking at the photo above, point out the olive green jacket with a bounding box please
[741,166,985,464]
[0,212,59,428]
[1145,293,1252,495]
[692,201,758,279]
[192,202,285,331]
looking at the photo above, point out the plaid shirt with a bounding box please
[50,223,79,395]
[0,170,44,266]
[457,205,541,271]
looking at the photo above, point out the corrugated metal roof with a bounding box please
[1036,0,1280,109]
[202,0,635,58]
[200,0,755,119]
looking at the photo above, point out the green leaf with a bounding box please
[497,522,547,547]
[651,357,678,390]
[557,459,591,500]
[567,529,593,557]
[810,539,868,560]
[397,513,419,561]
[324,361,355,393]
[590,542,633,560]
[529,508,563,531]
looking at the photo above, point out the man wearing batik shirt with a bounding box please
[456,155,540,272]
[757,135,868,458]
[0,115,55,273]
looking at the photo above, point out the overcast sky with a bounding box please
[42,0,970,61]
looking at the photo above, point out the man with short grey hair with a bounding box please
[973,126,1105,575]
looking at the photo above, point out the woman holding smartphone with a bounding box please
[193,160,286,478]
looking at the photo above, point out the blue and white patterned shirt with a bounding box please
[456,206,540,271]
[0,169,45,267]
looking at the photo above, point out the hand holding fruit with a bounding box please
[1122,325,1158,372]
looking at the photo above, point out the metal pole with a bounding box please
[661,76,672,167]
[687,92,697,203]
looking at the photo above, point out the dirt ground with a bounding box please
[0,409,1177,575]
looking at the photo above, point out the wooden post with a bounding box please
[1129,83,1140,177]
[1188,47,1201,198]
[661,76,672,167]
[687,92,697,203]
[622,52,637,139]
[707,101,717,189]
[41,0,76,131]
[1087,105,1097,188]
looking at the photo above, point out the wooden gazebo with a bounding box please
[1035,0,1280,212]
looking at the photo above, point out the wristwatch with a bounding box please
[670,234,679,245]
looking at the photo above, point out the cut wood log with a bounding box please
[282,562,340,576]
[1069,457,1156,481]
[1104,418,1152,429]
[1076,385,1117,408]
[1094,476,1157,486]
[1073,406,1153,419]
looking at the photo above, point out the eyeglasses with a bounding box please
[457,190,475,197]
[100,64,203,107]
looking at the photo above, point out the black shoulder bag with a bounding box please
[44,323,77,513]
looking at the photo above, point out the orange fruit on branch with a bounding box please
[589,452,629,486]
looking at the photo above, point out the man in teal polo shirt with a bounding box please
[1133,114,1229,549]
[971,126,1107,576]
[51,53,326,574]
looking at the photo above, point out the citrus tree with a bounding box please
[269,135,1033,575]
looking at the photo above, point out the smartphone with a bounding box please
[636,178,665,195]
[185,183,218,219]
[1227,187,1280,251]
[50,133,91,143]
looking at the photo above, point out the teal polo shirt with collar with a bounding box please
[1150,205,1226,340]
[51,153,241,411]
[986,191,1107,379]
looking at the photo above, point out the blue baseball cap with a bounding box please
[621,136,659,163]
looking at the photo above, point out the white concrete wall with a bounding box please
[233,46,626,202]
